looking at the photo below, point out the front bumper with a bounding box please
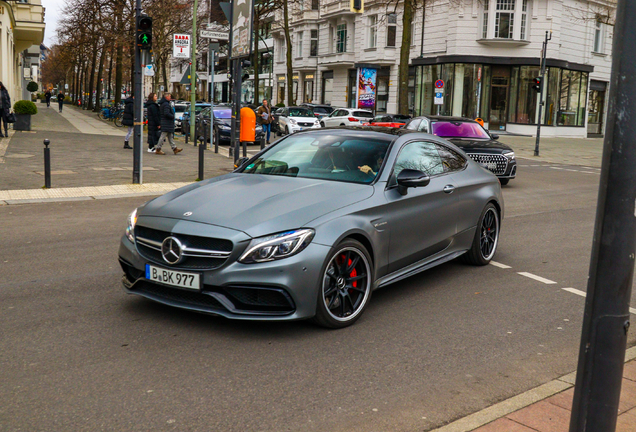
[288,124,321,133]
[118,233,329,321]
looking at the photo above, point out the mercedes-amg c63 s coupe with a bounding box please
[118,127,504,328]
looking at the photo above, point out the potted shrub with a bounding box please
[27,81,39,101]
[13,100,38,131]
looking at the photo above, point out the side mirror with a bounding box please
[491,133,500,140]
[235,157,249,170]
[397,169,430,195]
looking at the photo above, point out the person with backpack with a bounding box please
[122,95,134,149]
[145,93,161,153]
[154,93,182,155]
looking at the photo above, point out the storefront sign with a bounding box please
[305,75,314,80]
[278,76,286,81]
[357,68,377,109]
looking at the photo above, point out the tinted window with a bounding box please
[436,144,466,172]
[288,108,314,117]
[313,107,330,114]
[392,141,445,183]
[213,108,232,119]
[353,111,374,118]
[405,119,421,130]
[275,108,284,115]
[431,121,491,139]
[373,115,385,122]
[334,109,346,117]
[393,115,411,121]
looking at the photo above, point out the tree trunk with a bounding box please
[253,16,260,104]
[87,41,99,110]
[107,47,113,101]
[398,0,415,115]
[283,0,293,107]
[95,40,108,111]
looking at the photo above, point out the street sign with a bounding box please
[434,92,444,105]
[435,80,444,89]
[173,34,191,59]
[160,85,165,91]
[144,64,155,76]
[201,30,229,40]
[65,84,68,90]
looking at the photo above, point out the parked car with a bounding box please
[403,116,517,185]
[195,106,264,144]
[320,108,374,127]
[119,127,504,328]
[173,102,189,131]
[300,103,335,120]
[274,106,321,135]
[363,114,412,128]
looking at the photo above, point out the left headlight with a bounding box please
[125,208,138,243]
[288,118,298,125]
[503,151,515,160]
[239,229,315,264]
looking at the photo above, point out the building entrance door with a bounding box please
[489,66,510,131]
[588,80,607,137]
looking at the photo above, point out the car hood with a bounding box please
[447,138,513,153]
[289,116,318,123]
[140,174,374,238]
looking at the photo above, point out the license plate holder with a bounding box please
[145,264,201,291]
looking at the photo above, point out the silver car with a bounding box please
[118,128,504,328]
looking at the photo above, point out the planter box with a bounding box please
[14,114,32,131]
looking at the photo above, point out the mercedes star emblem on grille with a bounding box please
[161,236,184,265]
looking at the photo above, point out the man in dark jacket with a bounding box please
[0,81,10,138]
[145,93,161,153]
[57,91,64,113]
[122,96,134,149]
[154,93,182,155]
[45,89,52,108]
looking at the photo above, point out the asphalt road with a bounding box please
[2,160,635,432]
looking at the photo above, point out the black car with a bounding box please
[195,106,264,144]
[403,116,517,185]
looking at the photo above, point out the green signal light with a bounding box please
[142,35,149,44]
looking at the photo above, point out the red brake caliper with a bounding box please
[348,259,357,290]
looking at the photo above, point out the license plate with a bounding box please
[487,162,497,170]
[145,264,201,291]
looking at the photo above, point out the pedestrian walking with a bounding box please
[145,93,161,153]
[122,95,134,149]
[57,91,65,113]
[45,89,52,108]
[256,99,272,144]
[0,82,11,138]
[155,93,182,155]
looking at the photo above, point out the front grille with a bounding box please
[221,286,295,313]
[135,225,232,270]
[467,153,508,175]
[134,282,225,311]
[298,122,314,127]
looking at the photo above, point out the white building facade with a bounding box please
[272,0,614,137]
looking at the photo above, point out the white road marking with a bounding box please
[490,261,512,269]
[517,272,557,284]
[562,288,636,315]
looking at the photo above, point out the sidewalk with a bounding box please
[503,135,604,168]
[431,348,636,432]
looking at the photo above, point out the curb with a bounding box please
[429,346,636,432]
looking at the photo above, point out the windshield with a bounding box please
[213,108,231,119]
[288,108,315,118]
[174,105,187,113]
[195,105,209,114]
[242,133,391,184]
[313,107,332,114]
[431,121,491,139]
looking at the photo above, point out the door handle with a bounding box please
[443,185,455,194]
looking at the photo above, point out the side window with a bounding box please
[418,119,429,133]
[391,141,445,185]
[436,144,467,172]
[405,119,421,130]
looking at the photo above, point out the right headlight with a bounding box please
[239,229,315,264]
[288,118,298,125]
[125,208,138,243]
[503,151,515,160]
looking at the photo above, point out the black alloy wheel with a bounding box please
[463,203,500,266]
[314,240,373,328]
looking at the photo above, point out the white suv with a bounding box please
[319,108,374,127]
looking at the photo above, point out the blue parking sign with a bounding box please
[435,92,443,98]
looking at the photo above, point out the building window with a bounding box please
[594,20,604,53]
[279,40,286,62]
[311,0,319,10]
[329,25,335,53]
[368,15,377,48]
[387,13,397,47]
[495,0,515,39]
[482,1,489,38]
[310,30,318,56]
[520,0,528,39]
[322,72,333,104]
[259,21,272,39]
[336,24,347,53]
[296,31,303,58]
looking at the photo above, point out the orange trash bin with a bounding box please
[475,118,484,127]
[240,107,256,143]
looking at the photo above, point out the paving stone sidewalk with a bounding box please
[501,135,604,168]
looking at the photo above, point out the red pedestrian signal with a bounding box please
[532,77,542,93]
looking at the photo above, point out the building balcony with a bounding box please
[11,0,45,51]
[318,51,356,67]
[320,0,357,18]
[292,56,319,71]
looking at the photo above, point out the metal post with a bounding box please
[43,139,51,189]
[534,31,551,157]
[198,134,205,180]
[133,0,143,184]
[232,59,242,165]
[569,1,636,430]
[209,44,216,153]
[190,0,199,143]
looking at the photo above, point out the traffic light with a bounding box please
[531,77,542,93]
[137,16,152,50]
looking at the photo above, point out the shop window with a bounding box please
[322,73,333,104]
[387,13,397,47]
[508,65,540,124]
[337,24,347,53]
[310,30,318,56]
[495,0,515,39]
[558,70,586,126]
[544,67,561,125]
[377,75,389,113]
[368,15,378,48]
[348,70,357,108]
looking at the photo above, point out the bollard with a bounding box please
[259,136,266,150]
[242,140,247,158]
[198,135,205,181]
[43,139,51,189]
[214,127,219,154]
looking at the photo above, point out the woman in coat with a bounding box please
[0,82,11,138]
[145,93,161,153]
[122,96,134,149]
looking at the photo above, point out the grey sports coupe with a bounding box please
[118,128,504,328]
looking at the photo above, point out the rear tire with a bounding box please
[499,178,510,186]
[463,203,500,266]
[313,239,373,329]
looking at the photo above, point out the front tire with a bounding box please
[463,203,500,266]
[285,125,290,135]
[313,239,373,329]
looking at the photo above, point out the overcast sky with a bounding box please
[43,0,66,46]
